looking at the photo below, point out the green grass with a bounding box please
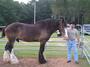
[0,32,90,67]
[0,39,67,57]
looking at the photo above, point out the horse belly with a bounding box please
[39,31,50,41]
[18,32,40,42]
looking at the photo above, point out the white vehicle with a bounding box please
[76,24,90,35]
[83,24,90,35]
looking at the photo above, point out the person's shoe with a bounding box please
[75,61,79,64]
[67,60,71,63]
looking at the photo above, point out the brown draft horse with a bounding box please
[1,18,65,64]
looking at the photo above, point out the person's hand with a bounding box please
[77,41,80,48]
[78,42,84,48]
[63,36,68,40]
[77,42,80,48]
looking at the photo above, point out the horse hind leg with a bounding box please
[39,41,47,64]
[3,38,19,64]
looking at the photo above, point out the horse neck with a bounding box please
[47,23,58,34]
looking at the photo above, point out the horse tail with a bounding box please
[0,27,20,42]
[0,28,5,38]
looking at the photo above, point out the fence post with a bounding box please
[80,41,85,58]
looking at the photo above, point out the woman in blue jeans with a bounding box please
[64,23,80,64]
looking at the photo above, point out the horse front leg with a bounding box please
[39,41,47,64]
[3,40,19,64]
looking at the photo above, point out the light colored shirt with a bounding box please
[65,27,70,37]
[67,28,79,40]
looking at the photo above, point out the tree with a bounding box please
[0,0,90,25]
[51,0,90,24]
[0,0,22,25]
[36,0,52,21]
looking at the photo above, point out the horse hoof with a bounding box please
[39,60,47,64]
[3,61,10,64]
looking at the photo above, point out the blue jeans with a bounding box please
[67,40,78,61]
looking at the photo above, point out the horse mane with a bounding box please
[36,18,54,23]
[36,18,58,27]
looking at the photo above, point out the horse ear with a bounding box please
[59,17,67,27]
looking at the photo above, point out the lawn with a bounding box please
[0,32,90,67]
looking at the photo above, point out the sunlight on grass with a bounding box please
[0,32,90,67]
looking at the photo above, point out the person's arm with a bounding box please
[76,29,80,46]
[63,28,68,40]
[77,34,80,44]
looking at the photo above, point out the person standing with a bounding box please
[64,23,80,64]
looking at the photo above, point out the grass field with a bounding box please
[0,32,90,67]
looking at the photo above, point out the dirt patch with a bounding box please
[0,57,80,67]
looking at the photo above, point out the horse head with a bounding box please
[57,17,66,36]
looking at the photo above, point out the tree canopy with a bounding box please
[0,0,90,25]
[51,0,90,24]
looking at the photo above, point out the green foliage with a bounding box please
[0,0,22,25]
[0,0,52,25]
[0,0,90,25]
[51,0,90,24]
[36,0,52,20]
